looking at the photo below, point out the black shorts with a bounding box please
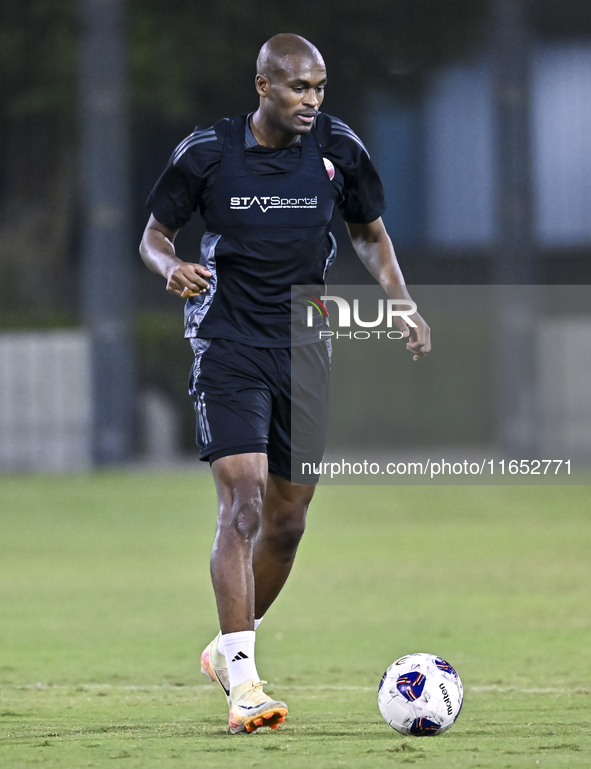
[188,338,330,484]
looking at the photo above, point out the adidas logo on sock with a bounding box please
[231,651,249,662]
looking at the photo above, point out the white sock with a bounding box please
[254,617,264,630]
[220,630,259,689]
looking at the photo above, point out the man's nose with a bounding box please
[303,89,319,107]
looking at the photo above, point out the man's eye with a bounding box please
[293,87,304,92]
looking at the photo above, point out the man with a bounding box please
[140,33,430,734]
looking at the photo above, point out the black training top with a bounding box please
[147,112,386,347]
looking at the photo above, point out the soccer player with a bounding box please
[140,33,430,733]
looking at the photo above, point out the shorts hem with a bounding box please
[205,444,267,465]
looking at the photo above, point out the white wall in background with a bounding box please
[0,331,92,471]
[538,319,591,460]
[139,388,181,464]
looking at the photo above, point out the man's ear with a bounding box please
[255,74,269,97]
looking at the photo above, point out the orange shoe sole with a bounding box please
[230,707,288,734]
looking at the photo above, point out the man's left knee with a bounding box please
[268,512,307,560]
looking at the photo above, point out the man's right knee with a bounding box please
[220,494,263,541]
[212,453,268,543]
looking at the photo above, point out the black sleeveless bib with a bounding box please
[190,115,337,347]
[202,115,335,238]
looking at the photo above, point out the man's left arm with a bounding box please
[346,218,431,361]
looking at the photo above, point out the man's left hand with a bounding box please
[392,311,431,361]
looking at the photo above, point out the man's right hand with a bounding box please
[139,214,213,298]
[166,261,212,298]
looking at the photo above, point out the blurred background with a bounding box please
[1,0,591,471]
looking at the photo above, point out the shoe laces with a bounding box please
[238,680,270,706]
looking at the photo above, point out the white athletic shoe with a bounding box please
[228,680,288,734]
[200,633,230,701]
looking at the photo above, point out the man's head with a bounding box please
[255,34,326,137]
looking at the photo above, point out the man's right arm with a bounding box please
[139,214,212,298]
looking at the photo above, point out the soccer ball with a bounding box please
[378,653,463,736]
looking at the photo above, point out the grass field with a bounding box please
[1,472,590,768]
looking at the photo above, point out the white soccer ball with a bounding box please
[378,653,463,736]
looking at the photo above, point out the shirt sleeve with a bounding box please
[146,122,225,230]
[321,115,387,224]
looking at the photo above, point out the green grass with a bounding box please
[1,473,590,767]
